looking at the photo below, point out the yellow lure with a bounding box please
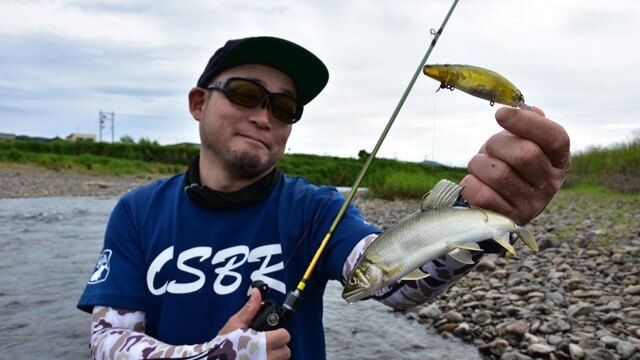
[423,64,525,107]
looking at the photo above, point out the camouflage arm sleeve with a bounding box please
[90,306,266,359]
[342,235,481,310]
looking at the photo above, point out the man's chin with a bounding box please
[225,150,274,179]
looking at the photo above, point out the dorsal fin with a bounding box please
[421,179,464,211]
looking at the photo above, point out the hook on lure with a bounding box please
[423,64,529,108]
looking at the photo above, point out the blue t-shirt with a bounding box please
[78,173,379,359]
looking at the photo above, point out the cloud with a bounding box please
[1,0,639,166]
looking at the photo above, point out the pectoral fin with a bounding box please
[401,268,430,281]
[448,248,475,264]
[493,233,516,255]
[451,242,482,252]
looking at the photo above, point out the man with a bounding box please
[78,36,570,359]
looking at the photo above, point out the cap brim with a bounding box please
[213,37,328,105]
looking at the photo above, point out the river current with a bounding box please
[0,196,481,359]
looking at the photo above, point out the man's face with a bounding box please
[195,64,295,179]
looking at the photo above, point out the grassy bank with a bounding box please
[562,138,640,193]
[1,138,638,199]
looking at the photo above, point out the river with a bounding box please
[0,196,481,359]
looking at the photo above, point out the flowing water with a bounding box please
[0,196,481,359]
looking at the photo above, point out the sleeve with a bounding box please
[77,196,148,313]
[312,188,381,282]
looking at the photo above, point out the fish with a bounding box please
[342,179,537,303]
[423,64,525,107]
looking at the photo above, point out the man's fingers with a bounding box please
[235,288,262,326]
[460,174,515,219]
[266,328,291,349]
[266,328,291,360]
[482,133,553,189]
[218,288,262,334]
[495,107,570,170]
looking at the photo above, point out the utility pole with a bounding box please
[99,110,115,143]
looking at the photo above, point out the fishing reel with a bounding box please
[249,280,302,331]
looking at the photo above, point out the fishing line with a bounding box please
[295,0,460,295]
[249,0,460,331]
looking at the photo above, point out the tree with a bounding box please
[119,135,135,144]
[358,149,369,160]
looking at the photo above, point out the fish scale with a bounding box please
[342,180,537,303]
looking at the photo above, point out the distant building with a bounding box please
[0,133,16,140]
[66,133,96,142]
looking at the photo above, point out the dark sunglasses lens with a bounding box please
[271,96,299,124]
[227,80,266,108]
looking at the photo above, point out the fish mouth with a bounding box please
[341,288,369,304]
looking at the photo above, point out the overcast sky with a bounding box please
[1,0,639,167]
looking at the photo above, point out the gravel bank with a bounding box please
[2,164,638,359]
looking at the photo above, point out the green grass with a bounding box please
[563,138,640,193]
[2,136,639,199]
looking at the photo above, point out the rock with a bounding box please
[445,310,464,323]
[418,304,441,320]
[569,302,595,318]
[476,256,497,272]
[504,320,530,338]
[539,318,572,334]
[537,234,560,250]
[546,291,565,304]
[615,341,637,359]
[569,343,585,360]
[602,313,624,325]
[601,300,622,311]
[439,322,458,332]
[479,338,510,356]
[579,339,606,350]
[583,348,619,360]
[528,343,555,357]
[524,333,540,344]
[501,351,533,360]
[624,285,640,295]
[573,290,605,298]
[600,336,620,348]
[453,322,470,337]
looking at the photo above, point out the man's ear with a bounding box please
[188,87,206,121]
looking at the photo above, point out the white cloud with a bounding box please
[1,0,639,166]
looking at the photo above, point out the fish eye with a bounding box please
[348,277,357,285]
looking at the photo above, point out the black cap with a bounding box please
[197,36,329,105]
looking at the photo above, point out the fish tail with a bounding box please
[517,226,538,251]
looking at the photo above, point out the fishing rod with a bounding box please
[251,0,460,331]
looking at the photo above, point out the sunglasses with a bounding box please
[206,77,303,124]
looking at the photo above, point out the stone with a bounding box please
[453,322,471,337]
[504,320,530,338]
[476,256,497,272]
[583,348,618,360]
[445,310,464,323]
[539,318,572,334]
[418,304,442,320]
[546,291,565,304]
[569,343,585,360]
[624,285,640,295]
[616,341,637,360]
[569,302,595,318]
[599,336,620,348]
[501,351,533,360]
[528,343,555,357]
[579,339,605,350]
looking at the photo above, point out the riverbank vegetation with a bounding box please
[1,137,638,199]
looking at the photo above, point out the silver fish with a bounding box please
[342,179,537,303]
